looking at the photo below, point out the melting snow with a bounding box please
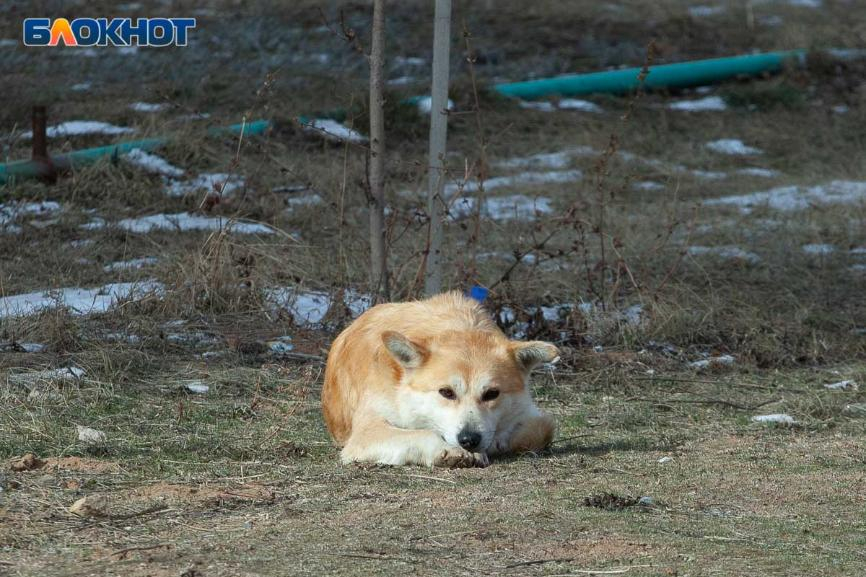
[802,243,835,255]
[20,121,134,139]
[519,100,557,112]
[688,246,761,264]
[496,147,594,170]
[8,366,85,386]
[0,282,163,318]
[265,288,371,327]
[184,382,210,394]
[557,99,603,113]
[705,139,763,155]
[518,99,601,113]
[102,257,159,272]
[303,118,367,143]
[689,354,736,369]
[117,213,274,234]
[450,195,553,221]
[124,149,184,178]
[737,168,779,178]
[167,173,244,197]
[285,194,324,209]
[752,414,796,424]
[703,181,866,213]
[634,181,665,191]
[445,170,582,196]
[825,380,857,391]
[668,96,728,112]
[129,102,167,113]
[1,201,62,231]
[394,56,426,66]
[689,5,725,16]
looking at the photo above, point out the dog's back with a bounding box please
[322,291,498,444]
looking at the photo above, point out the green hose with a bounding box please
[0,119,271,185]
[493,50,806,99]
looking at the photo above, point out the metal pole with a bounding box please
[424,0,452,296]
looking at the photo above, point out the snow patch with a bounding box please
[825,380,857,391]
[518,100,557,112]
[445,170,582,196]
[265,288,371,327]
[303,118,367,143]
[0,282,163,318]
[71,82,92,92]
[450,195,553,221]
[20,121,134,139]
[703,181,866,213]
[557,99,603,113]
[117,213,273,235]
[129,102,167,113]
[102,257,159,272]
[705,139,763,155]
[752,414,796,425]
[689,5,725,17]
[124,149,184,178]
[689,354,735,369]
[634,181,665,191]
[802,243,835,255]
[1,201,62,231]
[668,96,727,112]
[285,194,324,209]
[736,168,779,178]
[167,173,243,197]
[688,246,761,264]
[496,147,594,170]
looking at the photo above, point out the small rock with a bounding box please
[657,456,673,464]
[10,453,45,472]
[68,495,108,518]
[77,425,107,444]
[638,496,654,506]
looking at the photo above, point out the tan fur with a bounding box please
[322,292,558,467]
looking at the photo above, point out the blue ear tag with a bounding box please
[468,285,489,303]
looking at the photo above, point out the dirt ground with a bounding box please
[1,0,865,575]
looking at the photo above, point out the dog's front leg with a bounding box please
[340,412,488,468]
[490,412,555,456]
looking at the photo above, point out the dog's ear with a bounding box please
[382,331,428,369]
[511,341,560,372]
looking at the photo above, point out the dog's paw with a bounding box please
[434,447,489,468]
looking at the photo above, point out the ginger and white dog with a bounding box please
[322,292,558,468]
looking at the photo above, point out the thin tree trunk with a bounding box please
[369,0,390,302]
[424,0,452,296]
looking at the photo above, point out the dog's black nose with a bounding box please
[458,429,482,451]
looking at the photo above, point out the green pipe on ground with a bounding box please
[0,119,271,185]
[493,50,806,99]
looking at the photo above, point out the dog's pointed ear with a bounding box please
[511,341,560,372]
[382,331,428,369]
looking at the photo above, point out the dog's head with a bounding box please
[382,329,558,453]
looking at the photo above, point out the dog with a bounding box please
[322,291,558,467]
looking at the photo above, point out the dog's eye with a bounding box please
[438,387,457,400]
[481,388,500,402]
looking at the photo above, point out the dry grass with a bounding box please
[2,0,866,575]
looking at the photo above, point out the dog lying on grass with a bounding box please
[322,292,558,467]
